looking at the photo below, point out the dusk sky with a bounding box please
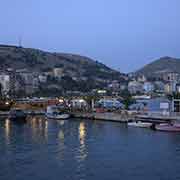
[1,0,180,72]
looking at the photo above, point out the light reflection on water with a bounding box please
[1,116,180,180]
[5,119,10,145]
[78,122,87,162]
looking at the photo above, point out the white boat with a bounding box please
[128,121,152,128]
[45,105,70,120]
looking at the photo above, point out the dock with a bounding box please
[0,110,45,118]
[1,109,180,124]
[72,111,180,124]
[71,112,133,123]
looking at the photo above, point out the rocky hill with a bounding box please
[0,44,123,81]
[135,56,180,77]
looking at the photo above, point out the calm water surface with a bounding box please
[1,116,180,180]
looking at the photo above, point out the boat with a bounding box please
[45,105,70,120]
[9,108,27,122]
[155,122,180,132]
[128,121,152,128]
[173,123,180,128]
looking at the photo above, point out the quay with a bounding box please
[135,114,180,124]
[71,112,131,122]
[71,111,180,124]
[1,108,180,125]
[0,110,45,118]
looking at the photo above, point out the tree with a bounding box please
[0,83,2,99]
[168,92,180,100]
[121,89,135,110]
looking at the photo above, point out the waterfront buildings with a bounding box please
[71,99,88,109]
[136,97,171,114]
[53,68,64,79]
[154,81,165,93]
[176,84,180,93]
[137,75,147,82]
[98,98,124,109]
[38,75,47,83]
[164,82,177,94]
[0,74,10,96]
[18,72,39,95]
[163,72,179,82]
[143,82,155,94]
[128,81,143,94]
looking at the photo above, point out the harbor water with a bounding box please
[1,116,180,180]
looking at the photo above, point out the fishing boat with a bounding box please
[9,108,27,122]
[45,105,70,120]
[128,121,152,128]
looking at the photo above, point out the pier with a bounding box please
[72,112,131,122]
[134,115,179,124]
[0,110,45,118]
[71,111,180,124]
[1,109,180,124]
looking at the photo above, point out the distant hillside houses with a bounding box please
[128,71,180,95]
[0,74,10,96]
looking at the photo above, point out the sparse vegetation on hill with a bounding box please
[0,45,123,81]
[135,56,180,77]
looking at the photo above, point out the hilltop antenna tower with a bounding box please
[18,36,22,47]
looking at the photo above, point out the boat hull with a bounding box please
[155,124,180,132]
[46,113,70,120]
[128,121,152,128]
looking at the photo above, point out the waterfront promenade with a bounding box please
[1,109,180,124]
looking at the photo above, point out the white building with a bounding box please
[53,68,64,79]
[143,82,155,94]
[98,98,124,109]
[128,81,143,94]
[163,72,179,82]
[164,82,177,94]
[0,74,10,95]
[154,81,165,93]
[137,75,147,82]
[71,99,88,109]
[176,84,180,93]
[19,72,39,95]
[38,75,47,83]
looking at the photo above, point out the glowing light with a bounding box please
[59,99,64,103]
[5,119,10,144]
[5,102,9,105]
[97,90,106,94]
[77,122,88,162]
[45,120,48,129]
[79,99,85,103]
[44,120,48,140]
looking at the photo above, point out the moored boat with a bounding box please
[45,105,70,120]
[155,123,180,132]
[128,121,152,128]
[173,123,180,128]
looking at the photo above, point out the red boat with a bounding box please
[155,123,180,132]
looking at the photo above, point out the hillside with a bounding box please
[135,56,180,77]
[0,44,122,81]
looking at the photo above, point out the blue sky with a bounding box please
[0,0,180,72]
